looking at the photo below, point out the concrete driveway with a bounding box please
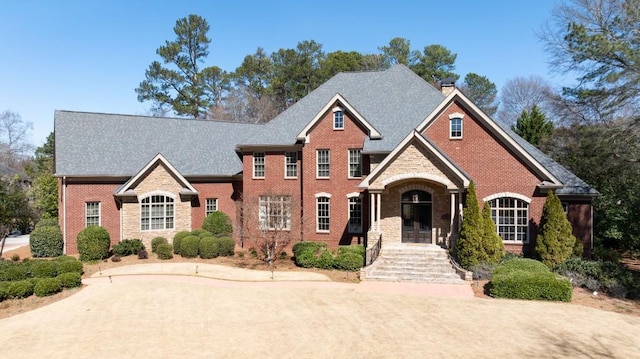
[1,233,29,252]
[0,266,639,358]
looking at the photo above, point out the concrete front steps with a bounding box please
[361,244,468,284]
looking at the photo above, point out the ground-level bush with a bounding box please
[191,229,212,238]
[293,242,364,271]
[77,226,111,261]
[553,257,639,299]
[216,237,235,257]
[30,260,58,278]
[180,235,200,258]
[34,277,62,297]
[293,242,328,268]
[0,261,30,281]
[112,239,145,257]
[199,236,219,259]
[173,231,191,255]
[151,237,168,253]
[334,250,363,271]
[35,217,59,229]
[201,211,233,236]
[6,279,35,299]
[491,258,572,302]
[54,256,84,275]
[57,272,82,288]
[29,225,63,258]
[157,243,173,260]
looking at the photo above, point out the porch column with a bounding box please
[376,192,381,232]
[370,193,375,232]
[450,192,455,237]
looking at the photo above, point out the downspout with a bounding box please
[590,204,594,256]
[62,176,67,254]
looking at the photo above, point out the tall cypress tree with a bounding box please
[455,182,487,268]
[482,202,505,263]
[535,191,578,267]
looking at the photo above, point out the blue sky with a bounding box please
[0,0,563,148]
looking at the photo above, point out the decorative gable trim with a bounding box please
[114,153,198,197]
[296,93,381,141]
[483,192,531,204]
[359,130,470,190]
[416,88,562,186]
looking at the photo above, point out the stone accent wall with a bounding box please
[378,183,451,246]
[122,163,192,248]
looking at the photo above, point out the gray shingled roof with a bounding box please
[237,65,445,152]
[55,111,261,177]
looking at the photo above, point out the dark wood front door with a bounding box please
[401,190,432,244]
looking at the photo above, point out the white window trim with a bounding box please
[348,148,362,179]
[140,193,176,231]
[85,202,101,227]
[253,152,265,179]
[284,151,298,179]
[483,192,531,204]
[449,117,463,139]
[316,196,331,233]
[259,195,292,231]
[333,106,344,130]
[487,197,530,244]
[316,149,330,179]
[205,198,218,216]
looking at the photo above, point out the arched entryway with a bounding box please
[401,190,432,243]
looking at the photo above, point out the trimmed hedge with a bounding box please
[180,235,200,258]
[34,277,62,297]
[293,242,364,272]
[55,256,84,275]
[199,236,219,259]
[216,237,235,257]
[6,280,35,299]
[112,239,145,257]
[30,260,58,278]
[157,243,173,260]
[293,242,328,268]
[201,211,233,236]
[29,225,64,258]
[334,246,364,271]
[491,258,572,302]
[191,229,213,238]
[173,231,191,255]
[77,226,111,261]
[151,237,168,253]
[35,217,59,229]
[57,272,82,288]
[0,261,30,281]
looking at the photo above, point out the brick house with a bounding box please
[55,65,597,260]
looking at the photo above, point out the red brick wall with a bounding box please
[60,180,122,254]
[424,101,547,254]
[566,201,593,257]
[300,106,368,249]
[190,181,241,230]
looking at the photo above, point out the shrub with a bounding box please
[201,212,233,236]
[470,262,497,280]
[481,202,505,263]
[138,249,148,259]
[35,217,59,229]
[180,235,200,258]
[29,225,64,258]
[173,231,191,255]
[334,251,363,271]
[199,236,219,259]
[10,254,20,262]
[77,226,111,261]
[112,239,145,257]
[151,237,168,253]
[293,242,328,268]
[57,272,82,288]
[216,237,235,257]
[237,251,245,258]
[553,257,638,298]
[30,260,58,278]
[156,243,173,260]
[490,258,572,302]
[455,182,488,269]
[111,255,121,262]
[54,256,83,275]
[535,191,579,267]
[191,229,212,238]
[0,282,9,302]
[7,279,34,299]
[249,248,258,258]
[0,261,30,281]
[34,277,62,297]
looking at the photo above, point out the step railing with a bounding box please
[364,234,382,266]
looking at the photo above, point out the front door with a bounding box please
[401,190,432,243]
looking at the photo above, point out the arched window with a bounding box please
[141,195,174,231]
[488,197,529,242]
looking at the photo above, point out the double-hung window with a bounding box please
[348,149,362,178]
[333,110,344,130]
[489,197,529,242]
[141,195,174,231]
[258,195,291,230]
[285,152,297,178]
[85,202,100,227]
[348,197,362,233]
[450,118,463,139]
[205,198,218,216]
[317,149,330,178]
[316,196,330,232]
[253,152,265,178]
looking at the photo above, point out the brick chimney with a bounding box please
[439,78,456,96]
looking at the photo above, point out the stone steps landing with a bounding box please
[362,244,466,284]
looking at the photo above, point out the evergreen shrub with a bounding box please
[490,258,572,302]
[77,226,111,261]
[30,260,58,278]
[151,237,168,253]
[35,217,59,229]
[29,225,64,258]
[201,212,233,236]
[54,256,83,275]
[180,235,200,258]
[216,237,235,257]
[57,272,82,288]
[0,261,30,281]
[112,239,145,257]
[34,277,62,297]
[173,231,191,255]
[190,229,212,238]
[7,279,34,299]
[293,242,328,268]
[535,191,579,267]
[156,243,173,260]
[198,236,219,259]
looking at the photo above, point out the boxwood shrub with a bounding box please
[0,261,30,281]
[216,237,235,257]
[57,272,82,288]
[191,229,213,238]
[35,217,59,229]
[293,242,328,268]
[180,235,200,258]
[334,246,364,271]
[293,242,364,271]
[29,225,64,258]
[156,243,173,260]
[54,256,84,275]
[173,231,191,255]
[491,258,572,302]
[201,211,233,236]
[112,239,145,257]
[77,226,111,261]
[151,237,168,253]
[198,236,218,259]
[30,260,58,278]
[7,279,35,299]
[34,277,62,297]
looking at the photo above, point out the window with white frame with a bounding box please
[85,202,100,227]
[333,110,344,129]
[259,195,291,230]
[317,196,330,232]
[348,149,362,178]
[450,118,463,139]
[205,198,218,216]
[348,197,362,233]
[285,151,297,178]
[488,197,529,242]
[141,195,174,231]
[317,149,330,178]
[253,152,265,178]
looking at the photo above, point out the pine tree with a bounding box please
[535,191,578,267]
[455,182,487,268]
[511,104,553,146]
[482,202,505,263]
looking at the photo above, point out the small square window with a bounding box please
[334,111,344,130]
[205,198,218,216]
[450,118,463,139]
